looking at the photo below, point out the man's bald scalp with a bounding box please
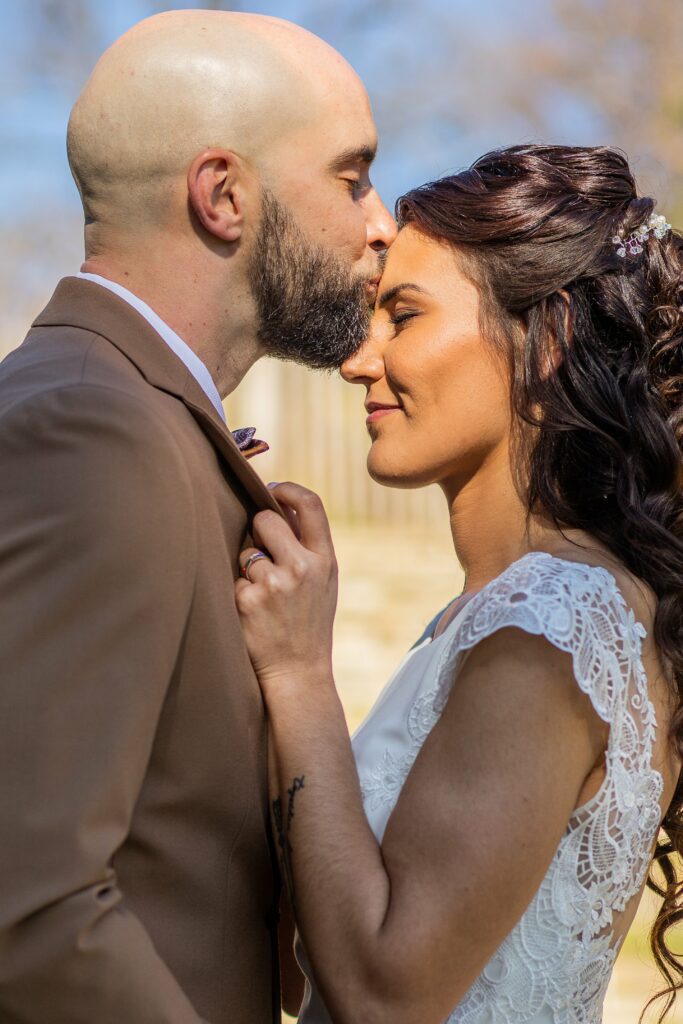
[67,10,362,229]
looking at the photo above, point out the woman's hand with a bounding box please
[235,482,338,689]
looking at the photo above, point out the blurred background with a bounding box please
[1,0,682,1019]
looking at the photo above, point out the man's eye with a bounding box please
[343,178,371,197]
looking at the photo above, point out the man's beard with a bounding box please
[248,188,373,370]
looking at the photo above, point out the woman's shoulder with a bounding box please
[443,549,654,722]
[535,544,656,624]
[465,548,652,631]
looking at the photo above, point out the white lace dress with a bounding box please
[296,551,663,1024]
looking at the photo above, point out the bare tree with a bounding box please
[3,0,682,349]
[452,0,683,222]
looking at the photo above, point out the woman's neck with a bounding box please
[441,446,558,593]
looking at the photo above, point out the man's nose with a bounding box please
[366,191,398,251]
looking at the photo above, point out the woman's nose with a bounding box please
[340,321,387,385]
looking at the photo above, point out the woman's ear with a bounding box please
[187,148,246,243]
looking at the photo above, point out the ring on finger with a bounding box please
[240,551,271,583]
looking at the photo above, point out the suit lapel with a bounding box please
[33,277,281,518]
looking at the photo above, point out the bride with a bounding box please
[235,144,683,1024]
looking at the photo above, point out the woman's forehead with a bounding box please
[381,226,472,293]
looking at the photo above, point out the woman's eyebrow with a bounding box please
[378,283,430,306]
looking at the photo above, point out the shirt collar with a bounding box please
[76,272,226,423]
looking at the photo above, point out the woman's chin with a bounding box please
[367,450,437,491]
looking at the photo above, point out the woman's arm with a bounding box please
[237,486,606,1024]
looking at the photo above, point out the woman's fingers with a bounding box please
[269,483,302,540]
[234,490,338,685]
[239,547,274,583]
[252,511,307,566]
[266,482,334,557]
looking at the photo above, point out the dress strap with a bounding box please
[410,606,448,650]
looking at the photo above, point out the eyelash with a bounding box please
[344,179,371,197]
[390,311,419,326]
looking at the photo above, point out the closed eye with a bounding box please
[390,310,420,327]
[343,178,373,198]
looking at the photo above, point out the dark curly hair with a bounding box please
[397,144,683,1022]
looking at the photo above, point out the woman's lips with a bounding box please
[365,402,401,425]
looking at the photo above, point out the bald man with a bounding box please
[0,10,395,1024]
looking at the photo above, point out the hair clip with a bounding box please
[612,212,671,258]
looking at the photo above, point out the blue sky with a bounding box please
[0,0,562,225]
[6,0,635,323]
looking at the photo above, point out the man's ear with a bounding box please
[187,148,246,243]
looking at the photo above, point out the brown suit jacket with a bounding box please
[0,278,282,1023]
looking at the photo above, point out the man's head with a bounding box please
[67,10,396,372]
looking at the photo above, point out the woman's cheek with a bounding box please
[366,412,445,487]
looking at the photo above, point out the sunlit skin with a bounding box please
[69,10,396,397]
[233,221,679,1023]
[342,224,527,592]
[68,19,395,1010]
[348,225,512,485]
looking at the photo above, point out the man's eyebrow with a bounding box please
[378,283,430,306]
[327,144,377,172]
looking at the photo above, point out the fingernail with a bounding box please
[267,481,279,489]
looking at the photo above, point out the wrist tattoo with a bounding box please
[272,775,306,913]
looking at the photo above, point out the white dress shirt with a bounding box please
[76,272,226,422]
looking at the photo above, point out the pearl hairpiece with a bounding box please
[612,212,671,258]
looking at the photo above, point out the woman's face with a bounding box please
[340,225,514,494]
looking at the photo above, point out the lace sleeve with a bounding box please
[357,551,663,1024]
[429,559,664,1024]
[435,552,662,926]
[435,551,649,729]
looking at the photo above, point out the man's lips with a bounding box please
[364,276,381,301]
[365,401,402,424]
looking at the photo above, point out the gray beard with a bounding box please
[248,188,372,370]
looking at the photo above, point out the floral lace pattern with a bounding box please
[356,552,663,1024]
[360,684,447,810]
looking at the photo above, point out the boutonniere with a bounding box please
[231,427,269,460]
